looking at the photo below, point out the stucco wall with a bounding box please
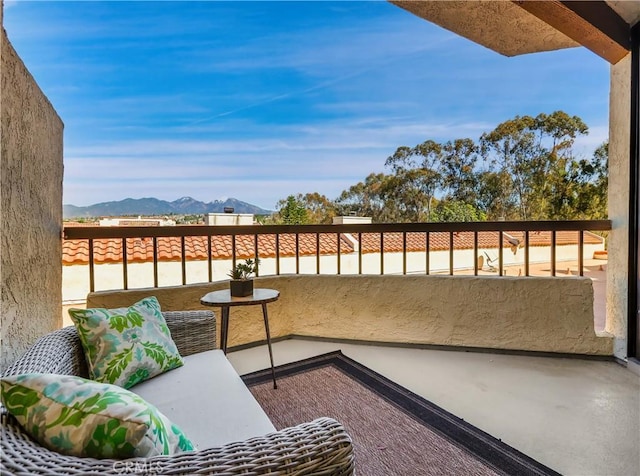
[607,53,631,359]
[86,275,612,356]
[1,25,64,369]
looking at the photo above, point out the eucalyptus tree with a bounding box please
[384,140,444,221]
[479,111,589,220]
[528,111,589,219]
[335,173,391,221]
[281,111,607,224]
[480,114,540,219]
[569,141,608,219]
[440,138,480,204]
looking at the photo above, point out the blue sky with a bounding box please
[4,1,610,210]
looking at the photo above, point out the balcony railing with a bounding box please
[63,220,612,293]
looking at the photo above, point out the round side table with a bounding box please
[201,288,279,389]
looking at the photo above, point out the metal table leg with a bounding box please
[220,307,230,354]
[262,303,277,389]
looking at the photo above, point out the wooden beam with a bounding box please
[562,1,630,49]
[513,0,630,64]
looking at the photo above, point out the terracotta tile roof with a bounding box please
[62,234,354,265]
[509,230,603,247]
[359,231,501,254]
[357,230,603,254]
[62,230,603,265]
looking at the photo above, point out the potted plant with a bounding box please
[228,258,259,297]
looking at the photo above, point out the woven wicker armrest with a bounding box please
[1,326,88,378]
[162,310,217,356]
[1,417,354,475]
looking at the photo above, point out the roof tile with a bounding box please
[62,229,603,265]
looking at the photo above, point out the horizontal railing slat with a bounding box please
[63,220,612,240]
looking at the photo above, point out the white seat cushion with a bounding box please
[130,349,275,448]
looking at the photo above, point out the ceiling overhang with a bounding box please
[391,0,637,64]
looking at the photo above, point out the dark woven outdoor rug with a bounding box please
[242,351,560,476]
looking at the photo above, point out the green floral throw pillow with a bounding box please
[68,296,184,389]
[0,373,195,459]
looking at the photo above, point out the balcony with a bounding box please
[56,219,638,474]
[57,220,640,475]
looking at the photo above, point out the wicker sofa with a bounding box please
[0,310,355,475]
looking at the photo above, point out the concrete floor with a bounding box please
[228,339,640,476]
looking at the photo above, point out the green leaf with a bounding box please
[145,410,170,454]
[125,309,145,327]
[108,313,130,333]
[102,347,134,384]
[124,368,150,388]
[141,342,167,367]
[165,355,183,370]
[109,309,145,332]
[50,430,75,452]
[85,419,136,459]
[173,424,195,452]
[47,405,88,428]
[0,382,41,417]
[47,390,126,429]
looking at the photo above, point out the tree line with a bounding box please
[270,111,608,224]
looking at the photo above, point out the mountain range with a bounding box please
[63,197,272,219]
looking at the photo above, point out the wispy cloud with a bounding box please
[5,1,610,209]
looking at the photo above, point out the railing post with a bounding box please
[358,232,363,275]
[275,234,280,275]
[525,231,530,277]
[208,235,213,282]
[255,234,260,277]
[181,236,186,285]
[498,231,503,276]
[153,237,159,287]
[551,231,557,277]
[231,235,237,271]
[579,231,584,277]
[380,233,384,275]
[473,232,479,276]
[316,233,320,274]
[402,231,407,275]
[296,233,300,275]
[449,232,454,275]
[425,232,430,275]
[88,239,95,293]
[122,238,128,290]
[336,232,341,275]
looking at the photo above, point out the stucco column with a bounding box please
[607,53,631,359]
[1,22,64,369]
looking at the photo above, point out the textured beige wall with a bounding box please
[87,275,612,356]
[607,53,631,359]
[1,26,64,369]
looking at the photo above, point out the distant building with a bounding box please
[204,213,254,226]
[332,215,372,225]
[99,216,176,226]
